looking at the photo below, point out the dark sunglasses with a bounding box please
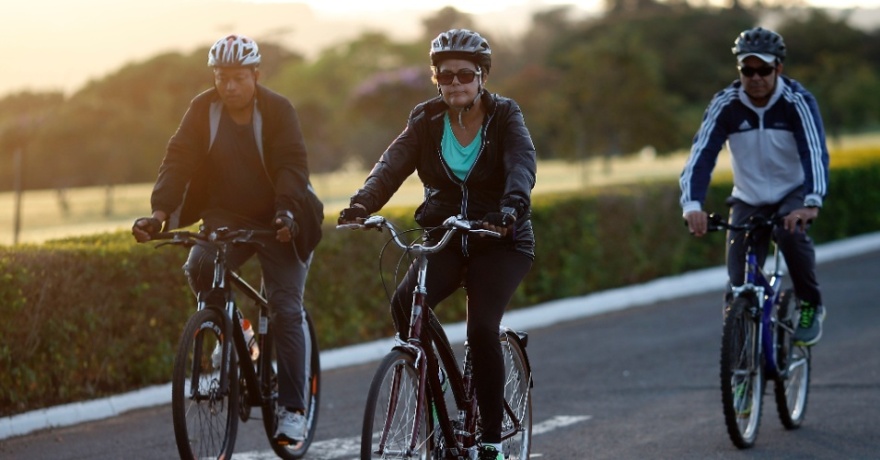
[435,69,481,85]
[739,65,775,77]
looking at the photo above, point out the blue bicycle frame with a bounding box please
[734,241,784,378]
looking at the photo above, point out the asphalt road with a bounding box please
[2,250,878,459]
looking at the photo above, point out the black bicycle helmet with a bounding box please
[732,27,786,62]
[430,29,492,73]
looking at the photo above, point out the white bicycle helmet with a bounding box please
[208,34,261,68]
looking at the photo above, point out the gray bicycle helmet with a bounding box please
[430,29,492,73]
[208,34,261,68]
[732,27,786,63]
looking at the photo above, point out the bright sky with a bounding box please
[1,0,878,97]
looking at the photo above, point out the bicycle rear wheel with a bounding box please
[361,350,431,459]
[172,308,239,459]
[499,330,532,459]
[261,310,322,459]
[720,296,764,449]
[773,289,811,429]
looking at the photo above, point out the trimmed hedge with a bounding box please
[2,162,879,417]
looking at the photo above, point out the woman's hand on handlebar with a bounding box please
[337,203,369,225]
[684,210,709,237]
[481,208,516,238]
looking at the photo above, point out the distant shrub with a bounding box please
[2,161,878,417]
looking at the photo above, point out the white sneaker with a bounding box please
[275,407,306,443]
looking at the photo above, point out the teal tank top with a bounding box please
[441,113,482,181]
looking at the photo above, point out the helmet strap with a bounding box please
[440,69,483,129]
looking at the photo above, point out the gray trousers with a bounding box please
[185,238,312,410]
[726,189,822,306]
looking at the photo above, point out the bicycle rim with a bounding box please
[172,308,239,459]
[362,350,430,459]
[775,344,810,428]
[262,312,322,459]
[720,297,763,448]
[500,331,532,459]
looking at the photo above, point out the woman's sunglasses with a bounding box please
[435,69,481,85]
[739,65,775,77]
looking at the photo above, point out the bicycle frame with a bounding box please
[163,227,321,459]
[709,212,813,449]
[196,233,298,411]
[344,215,529,459]
[368,217,474,456]
[725,216,787,379]
[228,270,274,408]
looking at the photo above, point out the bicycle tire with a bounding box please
[773,289,811,429]
[499,330,532,459]
[261,310,322,459]
[172,308,239,459]
[361,350,431,459]
[720,296,764,449]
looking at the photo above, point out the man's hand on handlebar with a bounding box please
[132,212,166,243]
[274,210,298,243]
[783,207,818,234]
[684,210,709,237]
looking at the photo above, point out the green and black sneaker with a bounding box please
[793,302,826,346]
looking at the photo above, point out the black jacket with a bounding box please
[351,90,536,257]
[151,85,323,261]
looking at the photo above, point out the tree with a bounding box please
[268,31,428,171]
[777,9,880,138]
[420,6,476,42]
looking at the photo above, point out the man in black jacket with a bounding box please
[132,34,323,444]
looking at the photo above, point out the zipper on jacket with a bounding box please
[434,93,496,258]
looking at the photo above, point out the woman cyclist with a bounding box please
[338,28,537,460]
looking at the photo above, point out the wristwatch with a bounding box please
[804,197,822,209]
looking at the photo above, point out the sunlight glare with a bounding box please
[240,0,602,16]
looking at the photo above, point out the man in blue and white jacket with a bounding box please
[680,27,829,346]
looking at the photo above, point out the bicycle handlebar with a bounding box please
[684,212,779,233]
[151,227,277,248]
[336,215,500,254]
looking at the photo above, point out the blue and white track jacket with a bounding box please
[680,76,829,214]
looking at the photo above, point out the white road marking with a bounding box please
[235,415,591,459]
[532,415,592,435]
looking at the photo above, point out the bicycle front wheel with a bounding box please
[720,296,764,449]
[361,350,431,459]
[172,308,239,459]
[773,289,811,429]
[499,330,532,459]
[261,310,322,459]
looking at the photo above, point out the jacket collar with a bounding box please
[208,85,264,157]
[425,89,496,122]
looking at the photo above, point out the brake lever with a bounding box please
[472,229,502,238]
[155,240,195,249]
